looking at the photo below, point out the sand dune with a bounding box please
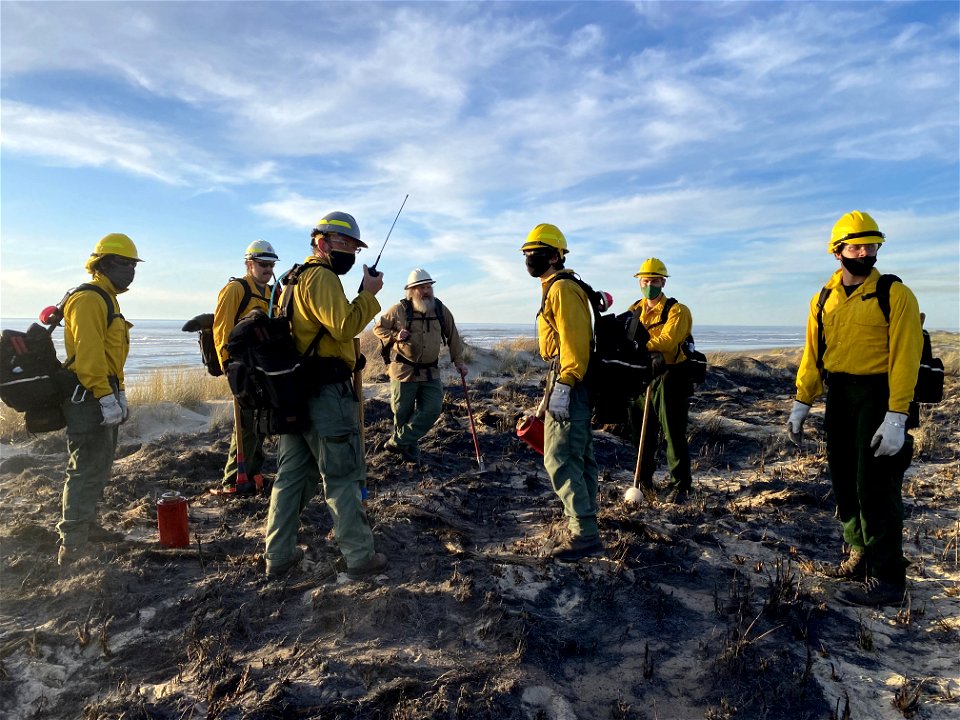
[1,346,958,719]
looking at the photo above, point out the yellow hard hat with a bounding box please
[634,258,669,278]
[85,233,144,274]
[828,211,885,254]
[521,223,568,254]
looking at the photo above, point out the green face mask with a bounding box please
[641,285,663,300]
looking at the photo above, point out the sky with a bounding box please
[1,1,958,330]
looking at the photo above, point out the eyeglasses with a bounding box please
[327,234,361,254]
[840,243,880,257]
[253,260,276,269]
[110,258,138,268]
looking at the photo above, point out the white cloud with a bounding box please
[0,2,956,329]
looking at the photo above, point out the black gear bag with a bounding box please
[0,285,114,433]
[182,277,255,377]
[539,273,652,425]
[225,263,351,435]
[649,297,707,384]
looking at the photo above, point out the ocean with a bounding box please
[1,318,805,382]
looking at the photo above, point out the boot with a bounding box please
[57,545,91,566]
[821,547,866,580]
[551,535,604,563]
[346,552,388,579]
[837,577,906,607]
[210,481,257,497]
[266,547,305,579]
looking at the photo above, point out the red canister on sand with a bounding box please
[516,415,545,455]
[157,491,190,548]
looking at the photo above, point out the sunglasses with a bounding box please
[253,260,276,269]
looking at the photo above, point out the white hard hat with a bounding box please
[404,268,435,289]
[244,239,279,262]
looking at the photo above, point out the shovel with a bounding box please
[625,384,653,505]
[460,374,485,472]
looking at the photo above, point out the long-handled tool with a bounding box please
[232,397,261,492]
[352,337,369,500]
[625,384,653,504]
[461,374,484,472]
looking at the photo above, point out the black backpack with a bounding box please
[225,263,352,434]
[815,273,944,428]
[539,273,652,424]
[0,285,115,433]
[378,298,450,373]
[648,297,708,384]
[181,278,256,377]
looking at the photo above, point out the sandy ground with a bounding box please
[1,347,958,720]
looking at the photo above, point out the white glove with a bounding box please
[871,411,908,457]
[786,401,810,446]
[99,395,123,427]
[118,391,129,422]
[547,383,572,421]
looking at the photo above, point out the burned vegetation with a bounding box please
[1,349,958,719]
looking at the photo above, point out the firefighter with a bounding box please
[522,223,603,562]
[263,212,387,579]
[788,211,922,606]
[372,268,468,463]
[57,233,143,565]
[210,240,278,496]
[627,258,694,503]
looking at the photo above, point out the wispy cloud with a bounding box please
[1,1,956,327]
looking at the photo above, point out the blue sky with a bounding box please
[2,1,958,329]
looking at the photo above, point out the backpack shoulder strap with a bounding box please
[434,298,449,346]
[280,263,329,358]
[72,284,117,326]
[643,297,677,329]
[815,286,831,371]
[229,277,254,325]
[400,299,413,331]
[867,273,901,324]
[539,273,599,318]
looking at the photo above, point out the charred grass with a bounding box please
[2,349,958,718]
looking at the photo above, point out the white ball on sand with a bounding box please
[624,486,644,505]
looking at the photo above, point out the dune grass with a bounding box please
[2,334,954,441]
[929,331,959,376]
[126,368,232,406]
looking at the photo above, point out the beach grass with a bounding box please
[2,334,955,442]
[126,368,232,406]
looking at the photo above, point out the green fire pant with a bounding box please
[825,376,911,585]
[57,393,119,548]
[544,381,599,538]
[389,377,443,450]
[628,368,692,491]
[222,405,265,486]
[264,381,375,570]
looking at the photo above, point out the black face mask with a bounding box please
[841,255,877,277]
[328,250,356,276]
[525,250,554,278]
[101,260,136,290]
